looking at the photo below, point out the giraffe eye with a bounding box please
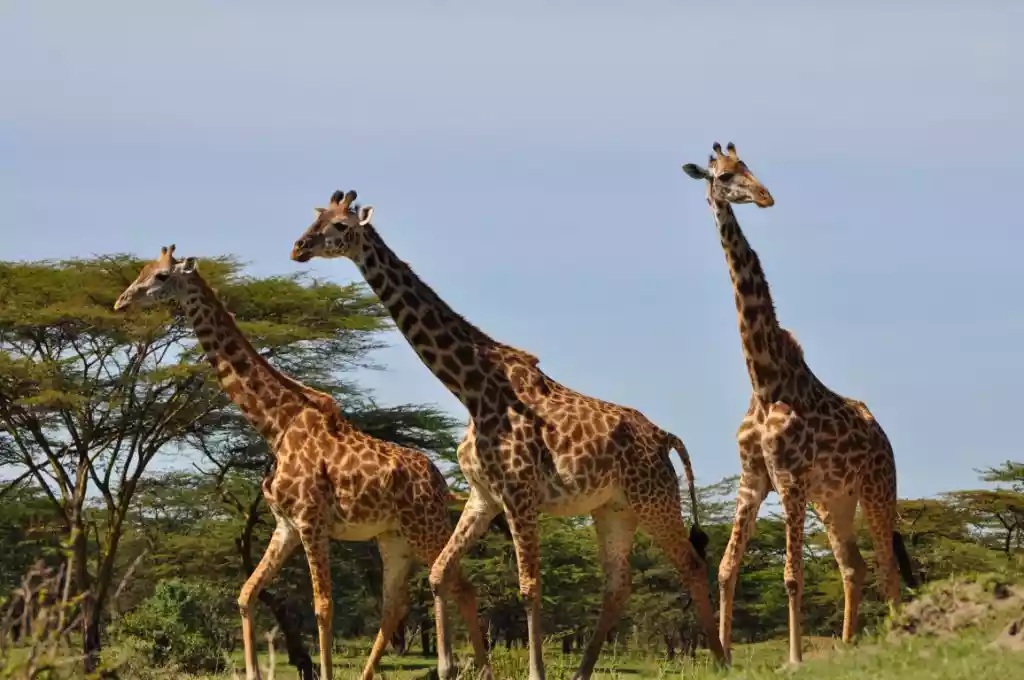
[716,172,735,183]
[154,271,170,281]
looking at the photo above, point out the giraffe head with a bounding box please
[682,142,775,208]
[290,189,374,263]
[113,244,199,311]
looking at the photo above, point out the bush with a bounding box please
[113,578,236,673]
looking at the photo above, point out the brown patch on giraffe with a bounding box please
[113,247,492,680]
[682,142,912,667]
[287,190,726,677]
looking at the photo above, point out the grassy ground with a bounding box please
[5,576,1022,679]
[209,630,1018,680]
[197,576,1024,679]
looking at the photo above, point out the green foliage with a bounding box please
[2,253,1023,675]
[113,578,236,673]
[0,252,460,671]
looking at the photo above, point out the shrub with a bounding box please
[113,578,236,673]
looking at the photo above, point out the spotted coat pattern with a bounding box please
[291,191,727,680]
[683,143,914,666]
[113,246,490,680]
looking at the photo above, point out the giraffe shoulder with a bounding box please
[481,342,540,367]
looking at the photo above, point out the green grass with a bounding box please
[190,622,1018,680]
[6,628,1020,680]
[5,576,1021,679]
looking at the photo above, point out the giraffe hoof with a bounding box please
[775,661,802,674]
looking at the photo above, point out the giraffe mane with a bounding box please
[191,274,353,425]
[377,239,540,366]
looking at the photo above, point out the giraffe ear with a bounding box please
[358,205,374,226]
[313,207,325,219]
[682,164,711,180]
[179,257,198,274]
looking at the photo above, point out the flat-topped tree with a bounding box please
[682,143,917,666]
[113,245,490,680]
[290,190,726,680]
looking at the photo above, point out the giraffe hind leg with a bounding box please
[718,470,770,662]
[630,487,728,667]
[503,501,546,680]
[298,520,335,680]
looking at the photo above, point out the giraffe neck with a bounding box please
[351,226,523,410]
[710,198,795,400]
[180,275,314,445]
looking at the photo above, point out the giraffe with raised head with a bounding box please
[113,245,491,680]
[289,190,728,680]
[682,143,917,665]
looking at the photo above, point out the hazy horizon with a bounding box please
[2,1,1021,500]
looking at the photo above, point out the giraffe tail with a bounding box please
[892,531,919,589]
[664,432,709,560]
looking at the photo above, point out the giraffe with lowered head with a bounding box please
[682,143,917,665]
[113,245,491,680]
[290,190,728,680]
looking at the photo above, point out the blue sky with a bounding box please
[2,1,1021,500]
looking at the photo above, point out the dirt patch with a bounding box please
[990,615,1024,652]
[888,576,1023,641]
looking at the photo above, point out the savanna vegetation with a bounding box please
[2,254,1022,678]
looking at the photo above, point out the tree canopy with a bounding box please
[0,253,463,672]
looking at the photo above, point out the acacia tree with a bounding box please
[943,462,1024,559]
[0,253,394,672]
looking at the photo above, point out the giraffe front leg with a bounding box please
[504,504,545,680]
[298,522,335,680]
[361,532,414,680]
[428,487,498,680]
[779,488,808,666]
[764,403,812,667]
[718,470,769,661]
[237,521,300,680]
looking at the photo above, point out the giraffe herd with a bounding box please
[112,142,917,680]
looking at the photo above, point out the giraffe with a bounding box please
[289,190,728,680]
[681,142,918,665]
[112,245,491,680]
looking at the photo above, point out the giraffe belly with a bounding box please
[329,518,398,542]
[538,484,618,517]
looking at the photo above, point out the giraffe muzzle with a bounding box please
[291,242,312,263]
